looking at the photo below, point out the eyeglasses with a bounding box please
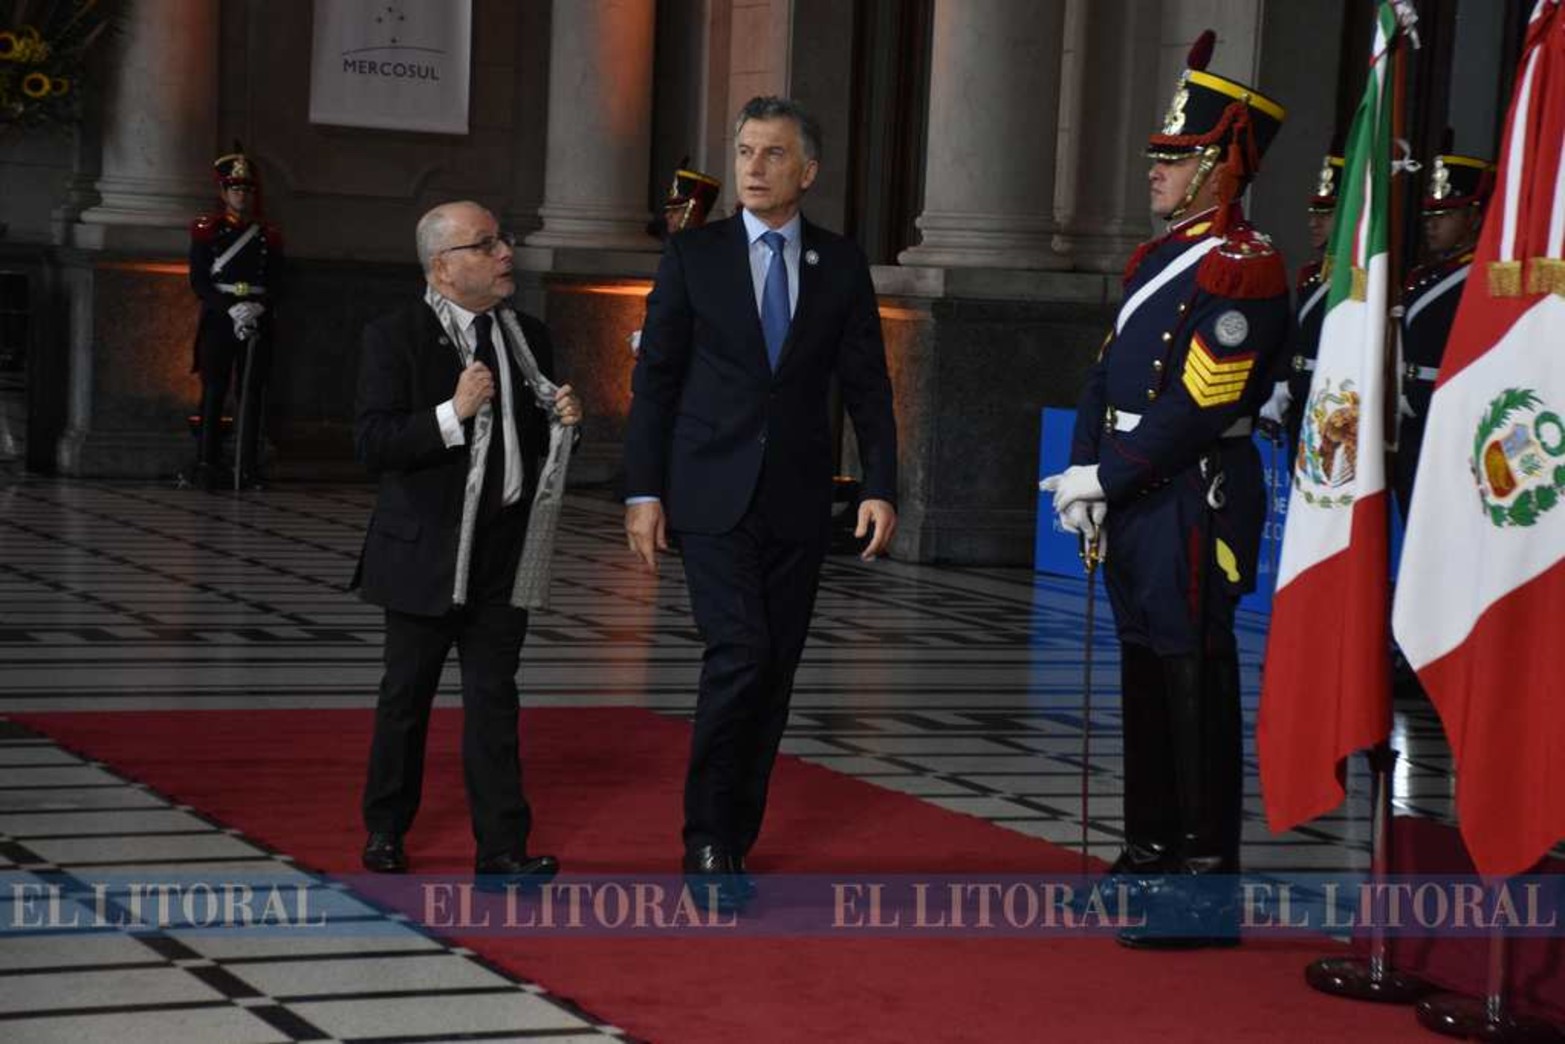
[438,230,517,257]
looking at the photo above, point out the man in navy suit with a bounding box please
[353,201,582,887]
[623,96,898,909]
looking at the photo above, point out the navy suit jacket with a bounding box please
[351,299,553,616]
[624,213,896,538]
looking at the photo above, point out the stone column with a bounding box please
[1052,0,1163,272]
[898,0,1068,270]
[525,0,658,251]
[73,0,219,253]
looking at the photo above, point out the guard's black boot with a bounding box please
[1107,643,1181,887]
[1118,652,1243,950]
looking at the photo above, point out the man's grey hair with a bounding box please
[734,96,822,162]
[415,202,480,274]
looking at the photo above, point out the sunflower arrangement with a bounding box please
[0,0,117,132]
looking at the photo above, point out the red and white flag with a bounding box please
[1259,1,1405,834]
[1392,0,1565,877]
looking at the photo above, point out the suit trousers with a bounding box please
[677,504,828,856]
[361,503,532,860]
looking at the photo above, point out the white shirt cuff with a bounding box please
[625,496,661,505]
[436,400,464,447]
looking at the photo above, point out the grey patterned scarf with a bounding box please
[424,287,573,610]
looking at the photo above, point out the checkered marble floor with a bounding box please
[0,476,1465,1041]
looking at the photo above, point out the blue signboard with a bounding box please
[1034,408,1293,615]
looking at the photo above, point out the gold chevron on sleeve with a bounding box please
[1182,334,1255,407]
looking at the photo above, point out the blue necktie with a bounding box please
[760,230,790,371]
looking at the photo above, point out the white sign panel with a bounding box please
[309,0,472,134]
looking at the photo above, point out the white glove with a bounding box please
[628,329,642,357]
[1058,499,1108,541]
[1046,464,1104,513]
[1260,381,1291,426]
[228,301,264,340]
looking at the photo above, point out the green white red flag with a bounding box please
[1259,0,1404,833]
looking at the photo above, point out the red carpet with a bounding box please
[14,708,1432,1043]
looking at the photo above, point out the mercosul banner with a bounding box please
[309,0,472,134]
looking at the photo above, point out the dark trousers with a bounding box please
[361,508,532,860]
[197,325,271,473]
[677,506,827,856]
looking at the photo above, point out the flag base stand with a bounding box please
[1305,956,1435,1003]
[1415,995,1565,1042]
[1412,922,1565,1041]
[1305,744,1433,1004]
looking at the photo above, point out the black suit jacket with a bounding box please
[352,298,554,616]
[624,213,896,538]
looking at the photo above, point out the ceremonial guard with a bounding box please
[187,144,285,491]
[1042,32,1289,946]
[1395,151,1493,518]
[1261,151,1342,460]
[652,162,722,240]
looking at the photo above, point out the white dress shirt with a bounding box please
[430,292,522,507]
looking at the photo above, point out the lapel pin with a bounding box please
[805,249,819,266]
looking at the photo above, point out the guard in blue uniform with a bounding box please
[1395,152,1493,519]
[1259,150,1342,461]
[1042,31,1289,947]
[188,145,285,491]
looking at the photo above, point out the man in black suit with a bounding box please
[353,201,582,886]
[624,96,898,909]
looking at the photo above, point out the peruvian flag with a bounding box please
[1392,0,1565,877]
[1258,0,1402,833]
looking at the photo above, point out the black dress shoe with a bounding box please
[683,843,745,913]
[474,852,560,893]
[361,832,407,873]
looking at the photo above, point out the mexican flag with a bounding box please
[1258,0,1401,833]
[1392,0,1565,877]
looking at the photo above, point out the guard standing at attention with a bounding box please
[1042,30,1290,948]
[1394,151,1494,519]
[187,143,285,491]
[1259,149,1342,462]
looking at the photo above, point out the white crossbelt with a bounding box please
[1109,408,1253,439]
[1405,364,1439,382]
[215,283,266,296]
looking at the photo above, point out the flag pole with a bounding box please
[1305,0,1431,1003]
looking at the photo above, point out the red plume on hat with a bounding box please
[1187,28,1215,72]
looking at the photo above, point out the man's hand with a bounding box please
[227,301,264,340]
[1057,499,1107,543]
[855,498,897,561]
[453,361,494,421]
[625,500,668,574]
[553,384,583,427]
[1259,380,1291,428]
[1040,464,1104,513]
